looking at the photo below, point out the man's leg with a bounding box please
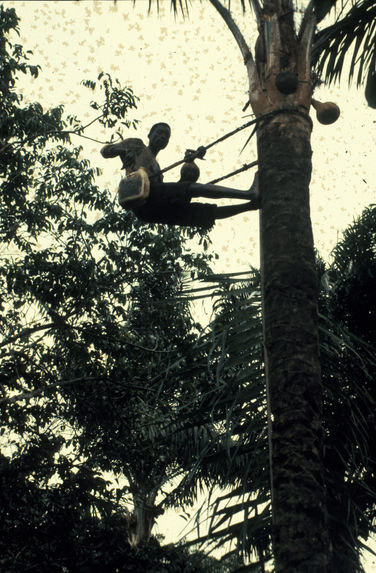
[215,200,259,220]
[189,172,259,201]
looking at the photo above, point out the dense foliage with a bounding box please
[1,4,375,572]
[319,206,376,571]
[0,6,226,571]
[184,207,376,571]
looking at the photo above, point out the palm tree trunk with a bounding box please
[258,112,330,572]
[129,492,158,546]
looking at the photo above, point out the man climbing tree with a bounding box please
[101,122,260,229]
[103,0,370,568]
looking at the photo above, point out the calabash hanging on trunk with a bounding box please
[311,99,340,124]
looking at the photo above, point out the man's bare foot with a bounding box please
[248,172,260,207]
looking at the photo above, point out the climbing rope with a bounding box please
[208,160,258,184]
[159,107,313,180]
[159,116,259,175]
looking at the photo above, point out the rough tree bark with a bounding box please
[258,113,328,571]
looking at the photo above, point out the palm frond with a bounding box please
[135,0,191,16]
[312,0,376,87]
[176,238,376,566]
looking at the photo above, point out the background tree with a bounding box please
[0,7,229,571]
[319,205,376,572]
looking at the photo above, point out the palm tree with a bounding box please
[184,218,376,571]
[124,1,375,570]
[132,0,309,569]
[197,2,327,570]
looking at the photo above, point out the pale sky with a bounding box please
[7,0,375,271]
[5,0,376,568]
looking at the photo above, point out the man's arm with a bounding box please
[100,138,144,159]
[101,143,121,159]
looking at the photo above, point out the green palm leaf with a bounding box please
[313,0,376,88]
[175,219,375,567]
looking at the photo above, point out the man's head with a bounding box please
[148,122,171,152]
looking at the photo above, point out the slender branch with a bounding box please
[80,112,105,131]
[0,376,101,404]
[69,132,108,145]
[0,112,108,153]
[0,318,174,355]
[0,319,70,349]
[0,129,108,154]
[122,467,137,493]
[0,376,156,405]
[72,325,174,354]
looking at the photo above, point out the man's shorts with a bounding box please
[133,182,217,229]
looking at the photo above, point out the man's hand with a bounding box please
[184,146,206,162]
